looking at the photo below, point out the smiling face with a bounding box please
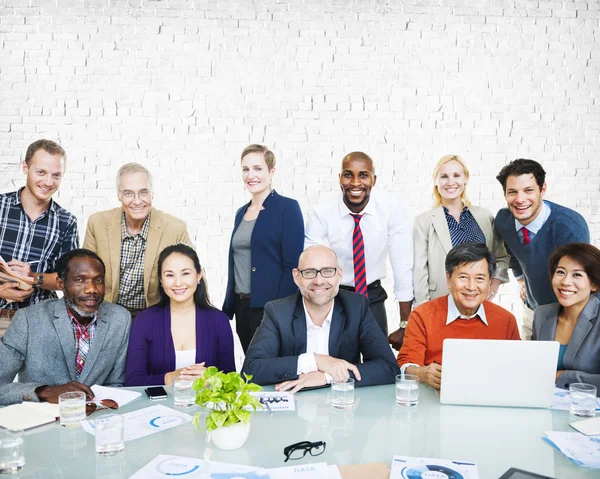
[118,171,153,223]
[241,152,275,196]
[339,154,376,213]
[58,257,105,321]
[293,246,342,309]
[504,174,546,226]
[552,256,597,310]
[22,149,65,204]
[446,258,491,317]
[435,160,466,204]
[160,252,202,306]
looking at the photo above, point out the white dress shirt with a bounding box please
[305,190,414,302]
[513,201,552,280]
[296,298,334,375]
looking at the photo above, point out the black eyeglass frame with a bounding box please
[297,267,338,279]
[283,440,327,462]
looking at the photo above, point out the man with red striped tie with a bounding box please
[305,152,414,350]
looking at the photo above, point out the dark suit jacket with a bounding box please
[242,289,400,386]
[0,299,131,405]
[223,190,304,316]
[533,294,600,392]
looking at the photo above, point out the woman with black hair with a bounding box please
[125,243,235,386]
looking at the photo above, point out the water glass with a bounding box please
[94,414,125,456]
[0,429,25,474]
[395,374,419,407]
[331,378,355,409]
[173,376,196,407]
[570,383,597,418]
[59,391,86,428]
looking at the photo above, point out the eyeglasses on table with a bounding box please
[283,440,326,462]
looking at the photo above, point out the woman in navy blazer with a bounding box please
[126,243,235,386]
[223,144,304,353]
[532,243,600,394]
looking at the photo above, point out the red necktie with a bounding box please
[351,214,368,297]
[521,227,531,246]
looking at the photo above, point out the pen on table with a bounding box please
[263,400,273,416]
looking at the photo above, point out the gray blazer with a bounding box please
[413,205,510,305]
[0,299,131,405]
[533,295,600,392]
[242,289,400,387]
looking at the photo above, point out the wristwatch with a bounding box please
[399,320,408,329]
[35,273,44,286]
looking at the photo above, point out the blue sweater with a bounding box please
[495,201,589,309]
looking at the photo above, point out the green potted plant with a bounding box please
[192,366,263,450]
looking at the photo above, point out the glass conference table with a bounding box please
[14,383,597,478]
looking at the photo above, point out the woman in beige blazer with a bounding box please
[413,154,509,305]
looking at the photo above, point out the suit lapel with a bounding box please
[292,296,308,356]
[108,209,123,303]
[328,299,344,358]
[78,305,109,385]
[431,207,453,254]
[53,301,78,382]
[563,296,599,365]
[143,209,162,303]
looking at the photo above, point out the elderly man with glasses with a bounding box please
[83,163,191,318]
[242,245,400,392]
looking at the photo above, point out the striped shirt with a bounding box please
[443,206,486,247]
[0,189,79,310]
[117,213,149,310]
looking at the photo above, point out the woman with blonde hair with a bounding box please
[413,154,509,305]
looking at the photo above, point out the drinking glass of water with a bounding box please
[331,378,355,409]
[0,429,25,475]
[95,414,125,456]
[395,374,419,407]
[59,391,86,428]
[570,383,597,418]
[173,376,196,408]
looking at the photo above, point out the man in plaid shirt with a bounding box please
[0,139,79,337]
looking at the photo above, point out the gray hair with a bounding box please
[115,162,153,191]
[445,242,496,278]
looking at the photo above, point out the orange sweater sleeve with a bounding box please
[507,313,521,340]
[396,309,428,367]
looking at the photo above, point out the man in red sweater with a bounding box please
[397,242,521,390]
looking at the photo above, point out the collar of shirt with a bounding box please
[66,306,99,331]
[15,187,57,215]
[302,297,334,331]
[337,190,377,219]
[514,200,551,234]
[442,205,468,216]
[121,212,151,242]
[446,294,487,326]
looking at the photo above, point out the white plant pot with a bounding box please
[209,421,251,450]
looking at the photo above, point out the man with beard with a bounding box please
[305,152,413,349]
[242,246,399,392]
[0,249,130,405]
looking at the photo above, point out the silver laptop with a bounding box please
[440,339,559,408]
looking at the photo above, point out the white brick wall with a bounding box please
[2,0,599,343]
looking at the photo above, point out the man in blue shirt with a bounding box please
[494,159,589,339]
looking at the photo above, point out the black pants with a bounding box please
[233,295,265,353]
[340,281,389,336]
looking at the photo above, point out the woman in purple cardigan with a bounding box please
[126,243,235,386]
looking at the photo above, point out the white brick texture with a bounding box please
[1,0,599,341]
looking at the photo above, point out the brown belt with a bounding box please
[0,309,17,320]
[237,293,251,300]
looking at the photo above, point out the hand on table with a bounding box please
[275,371,327,394]
[388,327,406,351]
[314,354,361,382]
[165,362,206,385]
[417,363,442,390]
[35,381,94,403]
